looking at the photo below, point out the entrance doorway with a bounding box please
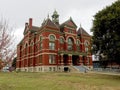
[63,54,69,65]
[82,56,86,65]
[72,55,79,65]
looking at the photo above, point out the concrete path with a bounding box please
[89,71,120,76]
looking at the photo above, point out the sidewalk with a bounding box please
[89,71,120,76]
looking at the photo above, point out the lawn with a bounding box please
[0,72,120,90]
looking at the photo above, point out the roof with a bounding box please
[31,26,39,31]
[42,18,59,29]
[23,26,39,34]
[77,27,90,36]
[30,26,39,33]
[60,17,77,28]
[52,10,59,17]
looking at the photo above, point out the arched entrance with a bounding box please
[72,55,79,65]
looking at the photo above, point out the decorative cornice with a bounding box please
[58,51,87,56]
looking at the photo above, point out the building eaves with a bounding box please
[77,27,90,36]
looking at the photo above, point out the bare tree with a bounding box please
[0,18,16,70]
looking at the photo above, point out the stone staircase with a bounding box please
[69,65,90,72]
[69,66,79,72]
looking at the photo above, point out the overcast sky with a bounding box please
[0,0,117,42]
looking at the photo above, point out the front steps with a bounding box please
[69,65,91,72]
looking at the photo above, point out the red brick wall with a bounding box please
[16,20,93,69]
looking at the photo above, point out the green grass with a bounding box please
[0,72,120,90]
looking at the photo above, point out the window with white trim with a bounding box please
[25,43,28,55]
[49,35,55,50]
[84,41,89,52]
[68,37,73,50]
[39,36,43,50]
[76,40,80,51]
[60,37,64,44]
[49,54,56,64]
[39,55,42,63]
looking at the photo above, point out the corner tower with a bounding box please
[52,10,59,25]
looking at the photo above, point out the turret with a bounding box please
[52,10,59,25]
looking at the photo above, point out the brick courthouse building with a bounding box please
[16,11,92,72]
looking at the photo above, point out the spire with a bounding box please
[80,23,82,34]
[70,16,72,20]
[42,18,46,26]
[47,13,49,18]
[80,23,82,28]
[52,10,59,25]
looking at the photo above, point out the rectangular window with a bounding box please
[77,46,80,51]
[49,67,52,71]
[49,55,56,64]
[49,42,55,50]
[30,58,32,65]
[25,48,27,55]
[39,55,42,63]
[68,45,73,50]
[40,43,43,50]
[68,29,73,33]
[30,47,32,53]
[20,52,22,57]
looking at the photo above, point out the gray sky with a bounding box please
[0,0,117,42]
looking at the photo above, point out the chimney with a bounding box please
[29,18,32,29]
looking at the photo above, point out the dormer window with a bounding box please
[68,29,73,33]
[50,35,55,41]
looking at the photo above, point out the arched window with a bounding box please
[68,38,73,44]
[50,35,55,41]
[60,37,64,44]
[84,41,89,52]
[49,35,55,50]
[85,41,89,47]
[68,37,74,50]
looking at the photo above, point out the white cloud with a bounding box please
[14,27,24,44]
[0,0,117,41]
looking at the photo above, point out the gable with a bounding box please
[77,27,90,36]
[60,18,77,29]
[42,18,59,29]
[67,21,76,27]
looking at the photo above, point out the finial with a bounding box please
[70,16,72,20]
[42,18,46,25]
[47,13,49,18]
[43,18,46,22]
[54,8,56,12]
[80,23,82,28]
